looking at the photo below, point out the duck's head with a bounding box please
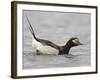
[59,37,82,55]
[66,37,82,47]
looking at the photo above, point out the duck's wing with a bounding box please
[59,45,64,50]
[37,38,60,50]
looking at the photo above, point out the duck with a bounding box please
[26,16,82,55]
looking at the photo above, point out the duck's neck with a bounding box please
[59,43,72,55]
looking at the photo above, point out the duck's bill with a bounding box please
[78,42,83,45]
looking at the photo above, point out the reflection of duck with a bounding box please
[26,16,82,55]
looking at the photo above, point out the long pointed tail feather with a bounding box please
[26,15,37,39]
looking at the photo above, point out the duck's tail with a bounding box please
[26,15,37,40]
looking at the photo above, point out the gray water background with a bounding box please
[23,10,91,69]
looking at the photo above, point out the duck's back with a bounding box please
[32,37,60,55]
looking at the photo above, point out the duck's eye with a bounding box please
[72,39,79,44]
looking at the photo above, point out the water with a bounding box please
[23,10,91,69]
[23,44,90,69]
